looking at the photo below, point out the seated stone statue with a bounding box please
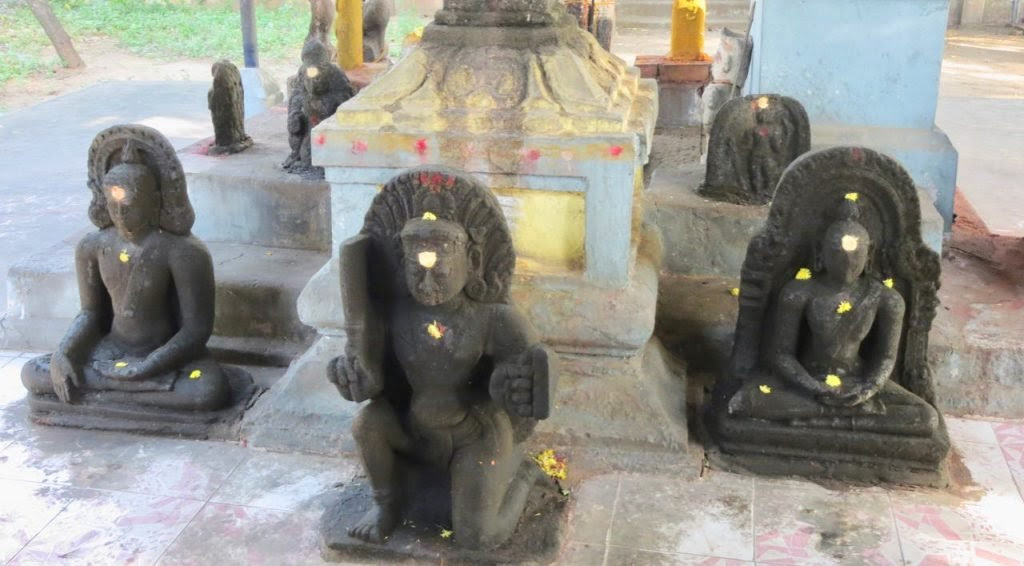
[707,146,949,486]
[22,125,243,420]
[322,168,557,550]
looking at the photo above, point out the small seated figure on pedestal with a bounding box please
[283,37,355,177]
[321,168,557,551]
[207,59,253,156]
[21,125,251,432]
[706,146,949,486]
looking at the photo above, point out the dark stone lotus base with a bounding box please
[319,477,568,564]
[704,410,951,488]
[26,366,258,440]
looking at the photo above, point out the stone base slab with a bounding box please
[26,365,258,440]
[319,479,567,564]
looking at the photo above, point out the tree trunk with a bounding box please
[24,0,85,69]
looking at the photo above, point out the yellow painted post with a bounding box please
[335,0,363,70]
[668,0,706,61]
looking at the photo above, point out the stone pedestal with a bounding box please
[744,0,958,229]
[634,56,712,128]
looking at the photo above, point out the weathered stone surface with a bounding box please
[207,60,253,156]
[704,146,951,486]
[701,94,810,205]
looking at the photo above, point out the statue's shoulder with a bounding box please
[778,278,814,304]
[77,229,111,254]
[874,280,906,310]
[165,233,212,263]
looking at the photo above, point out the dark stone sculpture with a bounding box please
[362,0,393,63]
[705,146,950,486]
[320,167,558,551]
[701,94,810,205]
[207,60,253,156]
[21,124,254,434]
[283,38,356,178]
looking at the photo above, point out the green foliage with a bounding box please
[385,9,427,57]
[0,0,309,84]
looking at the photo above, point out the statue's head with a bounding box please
[820,199,870,284]
[300,38,331,93]
[400,218,470,306]
[102,162,160,238]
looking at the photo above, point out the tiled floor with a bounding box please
[1,352,1023,565]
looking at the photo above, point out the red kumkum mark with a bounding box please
[414,138,428,156]
[315,133,327,146]
[851,147,864,162]
[351,140,368,154]
[525,149,541,162]
[757,126,770,137]
[609,145,624,157]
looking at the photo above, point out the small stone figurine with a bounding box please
[207,60,253,156]
[701,94,810,205]
[21,125,252,432]
[283,38,355,177]
[362,0,393,63]
[321,168,557,550]
[706,146,950,486]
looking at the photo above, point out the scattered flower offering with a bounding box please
[825,374,842,388]
[119,249,130,263]
[795,268,813,280]
[115,361,128,368]
[730,287,740,297]
[836,300,853,314]
[426,320,447,340]
[534,449,568,481]
[440,528,453,540]
[759,384,772,394]
[883,278,894,288]
[845,192,859,202]
[189,369,202,380]
[422,211,437,221]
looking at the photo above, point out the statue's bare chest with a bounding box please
[96,242,171,308]
[391,301,492,388]
[806,285,881,343]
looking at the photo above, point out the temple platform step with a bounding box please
[2,239,325,367]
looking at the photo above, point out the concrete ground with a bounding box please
[0,351,1022,564]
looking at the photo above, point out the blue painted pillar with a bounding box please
[745,0,959,230]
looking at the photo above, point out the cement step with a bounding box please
[2,239,326,366]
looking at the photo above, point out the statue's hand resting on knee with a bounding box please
[328,353,383,403]
[50,352,82,404]
[489,345,553,419]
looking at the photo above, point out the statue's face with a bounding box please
[103,164,159,238]
[822,221,870,284]
[401,220,470,306]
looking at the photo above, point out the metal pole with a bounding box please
[240,0,259,68]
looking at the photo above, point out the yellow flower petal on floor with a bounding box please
[440,528,453,539]
[119,249,130,263]
[836,300,853,314]
[534,449,568,481]
[189,369,202,379]
[795,267,812,280]
[825,374,842,388]
[883,278,894,288]
[115,361,128,368]
[730,287,740,297]
[845,192,859,202]
[759,384,772,394]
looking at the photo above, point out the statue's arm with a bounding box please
[59,235,110,363]
[860,287,906,396]
[486,305,557,419]
[141,238,216,377]
[771,283,830,395]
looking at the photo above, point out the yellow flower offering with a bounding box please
[883,278,894,289]
[836,300,853,314]
[759,384,772,394]
[440,528,453,539]
[115,361,128,368]
[422,211,437,221]
[426,320,446,340]
[825,374,842,388]
[534,449,568,481]
[730,287,740,297]
[795,268,812,280]
[844,192,859,202]
[119,249,130,263]
[189,369,202,380]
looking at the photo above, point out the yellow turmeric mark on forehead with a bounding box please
[418,251,437,269]
[305,66,319,78]
[119,249,130,263]
[756,96,770,109]
[841,235,859,252]
[110,185,126,202]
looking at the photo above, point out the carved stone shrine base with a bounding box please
[319,477,567,563]
[703,409,951,487]
[26,366,257,439]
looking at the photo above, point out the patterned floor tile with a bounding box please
[0,425,135,486]
[957,440,1021,500]
[10,488,204,565]
[609,471,754,561]
[0,356,29,407]
[210,450,359,512]
[947,417,1000,447]
[157,502,327,566]
[558,542,608,565]
[753,479,902,565]
[994,422,1024,499]
[90,437,248,500]
[568,473,621,545]
[0,479,81,563]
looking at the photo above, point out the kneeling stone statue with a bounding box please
[324,168,557,550]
